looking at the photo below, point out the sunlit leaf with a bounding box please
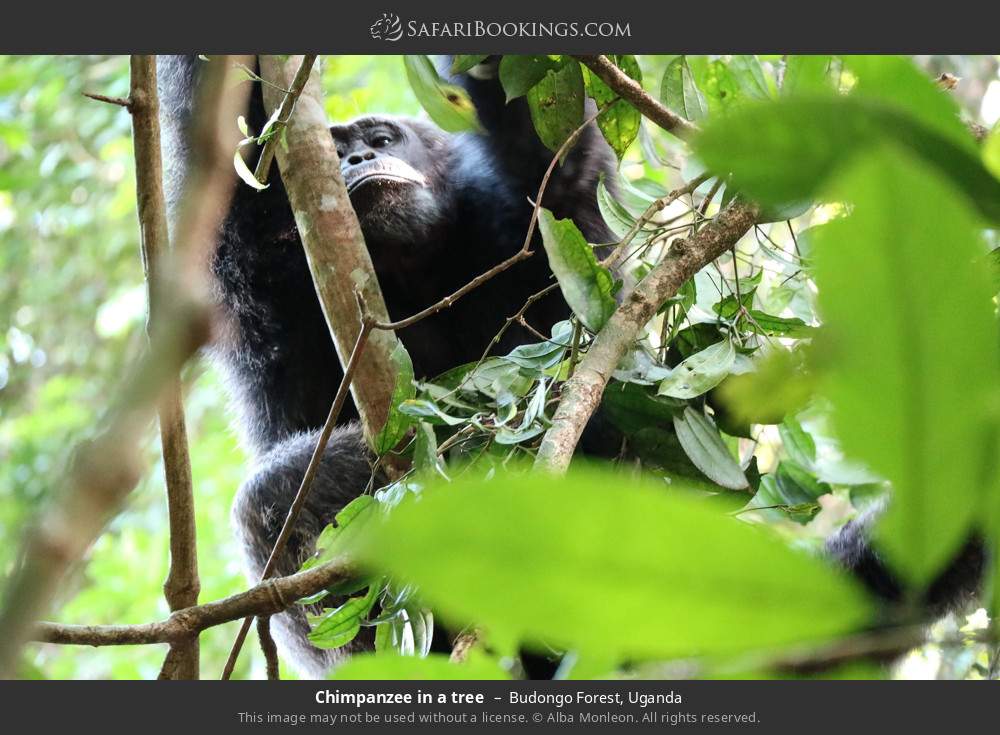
[499,55,561,101]
[233,149,267,190]
[660,55,707,122]
[526,58,585,154]
[403,55,481,133]
[585,54,642,159]
[538,209,616,332]
[813,145,999,585]
[359,468,872,659]
[657,339,735,399]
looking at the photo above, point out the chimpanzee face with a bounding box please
[330,116,451,248]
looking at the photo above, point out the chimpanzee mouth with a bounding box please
[345,158,427,193]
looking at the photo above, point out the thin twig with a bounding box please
[83,92,130,108]
[601,173,711,269]
[374,104,609,332]
[257,616,281,680]
[253,54,317,186]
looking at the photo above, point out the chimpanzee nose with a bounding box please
[346,151,376,166]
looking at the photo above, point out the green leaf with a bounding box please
[672,407,749,490]
[332,652,510,680]
[601,380,684,436]
[358,468,873,659]
[660,55,707,122]
[984,125,1000,180]
[308,495,378,571]
[779,417,817,467]
[657,339,735,399]
[403,55,481,133]
[499,55,561,101]
[745,311,816,338]
[717,348,814,426]
[694,96,1000,226]
[372,342,415,454]
[398,399,469,426]
[413,421,447,479]
[307,584,380,649]
[844,56,975,151]
[450,55,489,75]
[585,54,642,159]
[782,56,832,95]
[813,146,999,585]
[728,55,773,99]
[538,208,616,332]
[526,58,585,154]
[233,149,267,190]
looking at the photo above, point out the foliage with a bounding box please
[3,53,1000,681]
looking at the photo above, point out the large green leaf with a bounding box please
[403,55,481,133]
[585,54,642,159]
[694,96,1000,226]
[660,55,707,122]
[538,208,616,332]
[527,58,585,154]
[657,339,735,399]
[672,407,749,490]
[358,468,873,660]
[813,146,999,585]
[499,55,562,101]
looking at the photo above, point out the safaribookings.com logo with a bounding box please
[369,13,631,41]
[370,13,404,41]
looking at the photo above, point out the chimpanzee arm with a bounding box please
[450,56,616,243]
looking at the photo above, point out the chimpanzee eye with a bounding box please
[370,133,393,148]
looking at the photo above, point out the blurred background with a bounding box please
[0,55,997,679]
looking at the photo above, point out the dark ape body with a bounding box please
[158,55,615,676]
[157,56,986,678]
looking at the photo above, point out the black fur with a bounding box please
[158,56,988,678]
[157,55,615,677]
[825,502,987,619]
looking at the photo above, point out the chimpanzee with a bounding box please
[157,56,986,678]
[158,55,616,676]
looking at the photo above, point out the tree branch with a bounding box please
[533,56,759,474]
[573,55,698,141]
[0,55,251,680]
[32,556,357,648]
[128,54,202,681]
[253,55,317,186]
[258,55,401,446]
[536,199,759,473]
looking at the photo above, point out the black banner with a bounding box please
[0,680,994,732]
[3,0,1000,53]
